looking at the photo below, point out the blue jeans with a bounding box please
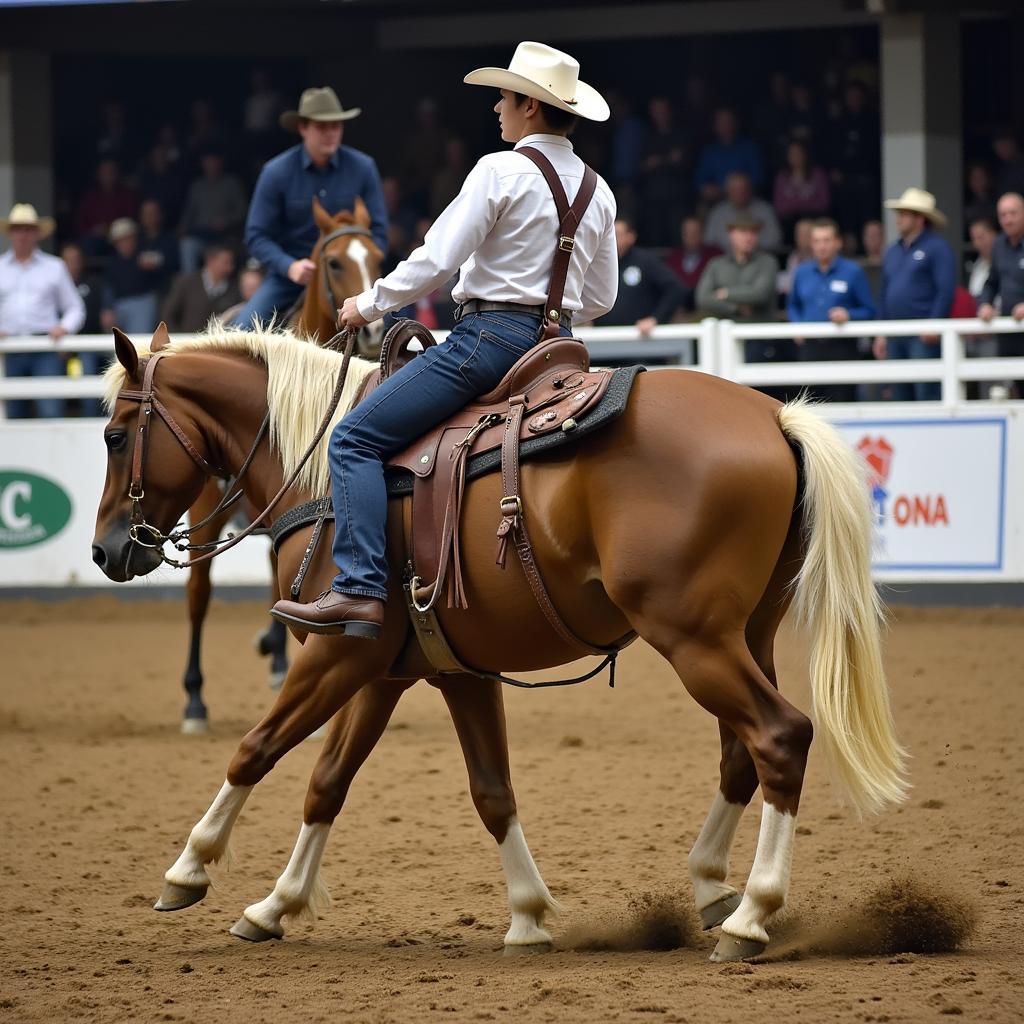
[230,271,303,329]
[885,335,940,401]
[4,349,66,419]
[328,311,566,600]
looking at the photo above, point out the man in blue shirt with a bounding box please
[694,108,764,207]
[873,187,955,401]
[788,217,875,401]
[232,87,388,328]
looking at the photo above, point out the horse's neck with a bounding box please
[297,281,330,341]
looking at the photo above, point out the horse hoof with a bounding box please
[180,717,209,736]
[253,630,273,657]
[710,934,767,962]
[268,669,286,691]
[230,915,282,943]
[700,893,742,931]
[154,882,208,912]
[503,942,553,957]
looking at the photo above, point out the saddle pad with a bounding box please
[270,364,645,551]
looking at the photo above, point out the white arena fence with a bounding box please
[0,318,1021,588]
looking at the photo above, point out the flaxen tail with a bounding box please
[777,398,908,815]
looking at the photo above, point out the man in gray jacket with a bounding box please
[696,214,779,322]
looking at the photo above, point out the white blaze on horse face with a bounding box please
[240,822,331,936]
[720,802,796,945]
[499,816,559,946]
[687,791,745,911]
[164,781,252,889]
[345,237,373,295]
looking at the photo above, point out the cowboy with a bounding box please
[232,86,388,328]
[0,204,85,419]
[271,41,617,636]
[872,187,955,401]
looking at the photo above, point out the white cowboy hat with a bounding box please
[1,203,55,238]
[884,187,948,228]
[280,87,361,133]
[108,217,138,243]
[464,41,610,123]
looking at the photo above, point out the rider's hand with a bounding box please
[287,258,316,286]
[338,296,369,330]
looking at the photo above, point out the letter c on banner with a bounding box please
[0,481,32,530]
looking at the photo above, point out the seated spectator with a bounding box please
[967,217,998,301]
[138,142,187,226]
[179,148,247,272]
[829,82,880,233]
[243,69,285,171]
[977,191,1024,396]
[101,218,162,334]
[663,216,721,313]
[694,108,764,207]
[74,158,139,255]
[787,218,875,401]
[221,260,265,324]
[162,244,240,333]
[596,216,685,335]
[137,199,179,296]
[753,71,792,170]
[695,215,779,323]
[606,93,649,206]
[963,163,997,239]
[705,172,782,253]
[773,141,831,237]
[639,96,688,247]
[0,204,85,419]
[783,82,825,154]
[992,132,1024,197]
[777,217,814,296]
[858,218,885,303]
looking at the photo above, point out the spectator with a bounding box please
[399,98,445,216]
[967,217,998,301]
[243,69,285,137]
[639,96,688,247]
[154,122,183,168]
[74,158,139,253]
[101,218,162,334]
[992,132,1024,198]
[430,137,469,218]
[234,86,388,328]
[874,187,956,401]
[137,199,179,295]
[963,163,997,239]
[61,242,104,416]
[596,216,685,335]
[694,108,764,207]
[185,99,227,169]
[0,204,85,419]
[605,92,649,205]
[829,82,880,233]
[772,140,831,237]
[705,172,782,253]
[787,217,875,401]
[96,100,130,165]
[978,192,1024,392]
[138,142,187,226]
[221,261,265,324]
[858,218,885,302]
[695,214,779,323]
[664,216,721,313]
[784,81,826,155]
[179,148,247,273]
[162,244,240,332]
[753,71,792,170]
[777,217,815,297]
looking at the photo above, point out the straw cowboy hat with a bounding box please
[109,217,138,243]
[884,187,948,228]
[464,41,610,122]
[280,87,361,132]
[1,203,55,238]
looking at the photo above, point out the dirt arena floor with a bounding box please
[2,596,1023,1024]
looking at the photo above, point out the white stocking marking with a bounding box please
[499,817,558,946]
[687,791,745,911]
[721,803,796,945]
[242,822,331,937]
[165,781,252,889]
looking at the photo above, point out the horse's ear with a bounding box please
[311,195,334,235]
[151,321,171,352]
[353,196,371,228]
[113,327,139,379]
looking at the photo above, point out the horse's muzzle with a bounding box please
[91,531,160,582]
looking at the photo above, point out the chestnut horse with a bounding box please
[92,324,907,961]
[178,198,385,731]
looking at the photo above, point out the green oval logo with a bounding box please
[0,471,74,549]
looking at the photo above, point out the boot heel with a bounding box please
[342,620,383,640]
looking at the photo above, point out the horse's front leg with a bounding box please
[155,632,396,915]
[230,677,414,941]
[436,673,558,951]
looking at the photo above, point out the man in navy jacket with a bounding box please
[873,188,955,401]
[232,87,388,328]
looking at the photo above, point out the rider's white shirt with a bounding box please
[355,134,618,324]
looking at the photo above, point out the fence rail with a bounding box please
[1,316,1022,417]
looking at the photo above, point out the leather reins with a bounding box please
[115,328,358,568]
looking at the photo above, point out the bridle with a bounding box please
[318,223,375,320]
[114,329,359,569]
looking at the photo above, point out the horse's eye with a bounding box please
[105,431,127,452]
[326,256,342,271]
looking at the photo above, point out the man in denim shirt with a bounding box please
[232,87,388,328]
[873,188,955,401]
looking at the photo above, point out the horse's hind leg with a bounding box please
[256,550,289,691]
[436,674,558,950]
[230,678,412,941]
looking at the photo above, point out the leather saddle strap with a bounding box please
[517,146,598,339]
[495,397,614,657]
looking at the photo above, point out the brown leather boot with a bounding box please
[270,590,384,638]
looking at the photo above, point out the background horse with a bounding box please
[92,325,907,962]
[177,199,385,733]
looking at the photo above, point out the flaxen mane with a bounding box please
[103,321,379,495]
